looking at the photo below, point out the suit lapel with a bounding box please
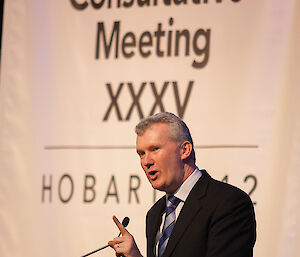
[148,197,166,257]
[162,170,211,257]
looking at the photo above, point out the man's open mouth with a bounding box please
[149,170,158,176]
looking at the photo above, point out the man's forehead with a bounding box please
[136,123,175,147]
[144,122,169,133]
[136,123,168,140]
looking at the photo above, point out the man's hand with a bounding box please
[108,216,143,257]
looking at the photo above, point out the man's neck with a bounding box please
[166,163,196,194]
[182,162,197,183]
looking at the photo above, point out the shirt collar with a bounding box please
[166,167,202,203]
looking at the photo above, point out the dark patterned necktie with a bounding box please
[158,195,181,257]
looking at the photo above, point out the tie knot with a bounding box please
[167,195,181,207]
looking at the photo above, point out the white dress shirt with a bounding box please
[154,168,202,256]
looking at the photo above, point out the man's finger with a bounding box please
[108,240,116,248]
[113,216,129,236]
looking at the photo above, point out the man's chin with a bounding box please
[151,182,165,192]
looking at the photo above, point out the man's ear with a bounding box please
[180,141,193,160]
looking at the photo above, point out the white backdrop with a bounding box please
[1,0,300,256]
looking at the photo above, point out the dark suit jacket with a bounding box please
[146,170,256,257]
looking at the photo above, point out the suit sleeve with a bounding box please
[205,188,256,257]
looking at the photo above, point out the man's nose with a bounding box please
[143,153,154,169]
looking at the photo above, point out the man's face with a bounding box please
[136,123,185,194]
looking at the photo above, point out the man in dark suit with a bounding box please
[108,112,256,257]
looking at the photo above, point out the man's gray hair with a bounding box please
[135,112,196,162]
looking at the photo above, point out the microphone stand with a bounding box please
[81,217,129,257]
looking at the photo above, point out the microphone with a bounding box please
[82,217,130,257]
[117,217,129,237]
